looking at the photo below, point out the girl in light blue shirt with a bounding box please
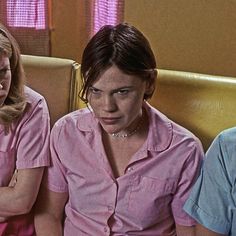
[184,127,236,236]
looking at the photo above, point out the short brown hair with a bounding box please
[80,23,157,103]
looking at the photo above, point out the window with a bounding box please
[0,0,50,56]
[92,0,124,35]
[7,0,46,29]
[0,0,124,57]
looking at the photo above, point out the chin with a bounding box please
[102,126,121,135]
[0,98,6,106]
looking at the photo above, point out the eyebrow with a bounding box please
[0,65,10,68]
[0,64,10,69]
[90,85,134,93]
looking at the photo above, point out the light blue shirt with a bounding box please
[184,127,236,235]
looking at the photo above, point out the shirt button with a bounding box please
[127,167,133,172]
[108,205,113,211]
[104,226,109,233]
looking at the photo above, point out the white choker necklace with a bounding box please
[111,117,143,138]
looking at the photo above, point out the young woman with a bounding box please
[35,23,204,236]
[0,24,50,235]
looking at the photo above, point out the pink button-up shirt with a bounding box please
[0,86,50,235]
[46,102,204,235]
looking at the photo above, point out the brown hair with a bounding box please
[80,23,157,104]
[0,23,26,129]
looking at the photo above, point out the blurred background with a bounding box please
[0,0,235,77]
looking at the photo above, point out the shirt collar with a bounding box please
[76,103,173,153]
[76,108,99,132]
[144,102,173,152]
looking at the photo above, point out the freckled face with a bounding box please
[0,53,11,106]
[88,65,151,134]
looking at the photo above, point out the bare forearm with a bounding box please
[0,186,30,217]
[0,172,21,217]
[34,187,68,236]
[35,214,63,236]
[0,168,44,217]
[196,224,226,236]
[176,224,195,236]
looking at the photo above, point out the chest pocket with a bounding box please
[0,148,16,186]
[128,175,176,226]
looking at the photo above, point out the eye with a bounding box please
[117,89,129,95]
[0,68,10,77]
[89,87,101,95]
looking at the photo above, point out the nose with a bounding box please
[103,94,117,112]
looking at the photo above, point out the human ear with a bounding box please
[144,80,155,99]
[144,69,157,99]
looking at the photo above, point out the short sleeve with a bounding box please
[184,133,234,235]
[16,97,50,169]
[43,121,68,193]
[171,141,204,226]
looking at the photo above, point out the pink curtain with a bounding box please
[0,0,50,56]
[0,0,124,56]
[91,0,124,36]
[7,0,46,30]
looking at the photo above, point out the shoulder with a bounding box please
[202,127,236,187]
[52,107,95,135]
[21,86,50,122]
[206,127,236,166]
[16,86,50,124]
[146,102,203,153]
[216,126,236,147]
[24,86,49,115]
[24,86,46,106]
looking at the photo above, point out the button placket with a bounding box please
[103,226,110,234]
[107,205,113,212]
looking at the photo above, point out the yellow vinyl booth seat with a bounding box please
[76,67,236,151]
[21,54,236,151]
[150,69,236,151]
[22,55,80,126]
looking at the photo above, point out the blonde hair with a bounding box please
[0,24,26,130]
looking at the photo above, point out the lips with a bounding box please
[0,84,7,98]
[100,117,121,125]
[0,90,6,96]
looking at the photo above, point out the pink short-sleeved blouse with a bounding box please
[0,86,50,236]
[46,102,204,235]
